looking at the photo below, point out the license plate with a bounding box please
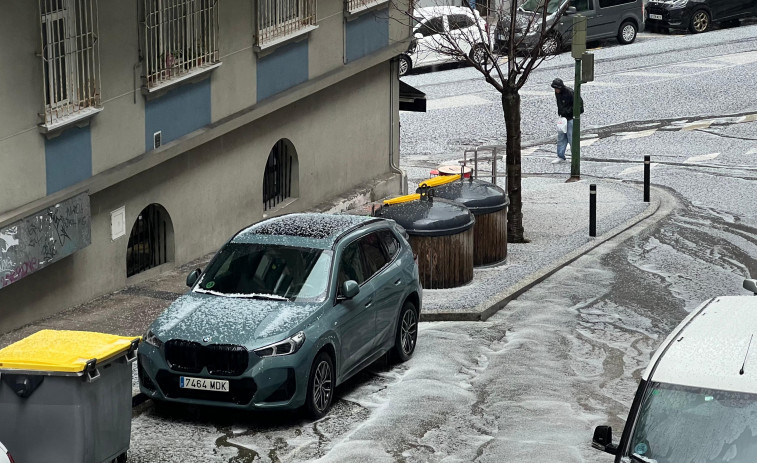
[650,14,663,20]
[180,376,229,392]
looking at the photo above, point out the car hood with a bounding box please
[150,292,323,347]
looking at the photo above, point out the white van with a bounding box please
[592,279,757,462]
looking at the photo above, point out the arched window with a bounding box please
[126,204,174,277]
[263,139,298,211]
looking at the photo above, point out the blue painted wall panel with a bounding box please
[346,9,389,62]
[256,41,309,102]
[45,126,92,194]
[144,78,211,151]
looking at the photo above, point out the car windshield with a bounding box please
[194,243,332,302]
[520,0,562,14]
[626,382,757,462]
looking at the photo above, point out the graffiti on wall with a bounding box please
[0,193,91,289]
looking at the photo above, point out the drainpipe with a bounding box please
[389,59,408,194]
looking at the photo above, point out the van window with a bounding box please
[598,0,635,7]
[448,14,475,31]
[416,16,445,37]
[571,0,593,11]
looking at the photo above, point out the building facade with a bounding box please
[0,0,412,332]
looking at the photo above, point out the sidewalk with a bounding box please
[0,174,674,398]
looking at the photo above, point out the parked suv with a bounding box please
[646,0,757,34]
[399,6,489,76]
[495,0,644,55]
[592,279,757,462]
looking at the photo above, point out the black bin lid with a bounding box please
[423,179,509,215]
[376,197,475,237]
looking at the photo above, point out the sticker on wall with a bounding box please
[111,206,126,241]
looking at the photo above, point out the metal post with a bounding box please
[571,58,582,180]
[644,155,651,203]
[491,147,497,185]
[589,184,596,237]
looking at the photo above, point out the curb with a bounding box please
[420,183,677,322]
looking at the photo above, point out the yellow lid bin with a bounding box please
[0,329,140,375]
[0,330,140,463]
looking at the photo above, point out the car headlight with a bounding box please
[254,331,306,357]
[144,329,163,349]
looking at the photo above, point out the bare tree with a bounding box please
[393,0,571,243]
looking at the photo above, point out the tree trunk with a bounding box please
[502,88,526,243]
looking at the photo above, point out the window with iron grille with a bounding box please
[38,0,101,130]
[127,204,173,277]
[255,0,317,48]
[263,139,299,211]
[345,0,388,16]
[142,0,220,90]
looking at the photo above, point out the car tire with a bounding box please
[470,44,488,65]
[618,20,637,44]
[392,301,418,362]
[689,9,710,33]
[398,54,412,76]
[305,351,335,420]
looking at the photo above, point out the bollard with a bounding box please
[644,155,651,203]
[589,184,597,237]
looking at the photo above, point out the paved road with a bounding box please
[128,27,757,462]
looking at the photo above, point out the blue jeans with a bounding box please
[557,119,574,160]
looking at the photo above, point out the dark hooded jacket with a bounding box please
[554,84,584,120]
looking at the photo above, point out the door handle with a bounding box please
[394,279,402,286]
[365,299,373,308]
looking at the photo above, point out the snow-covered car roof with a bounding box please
[644,295,757,394]
[414,6,481,19]
[233,213,381,248]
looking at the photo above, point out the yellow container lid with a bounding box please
[0,330,141,373]
[383,193,421,205]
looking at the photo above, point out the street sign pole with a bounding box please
[570,15,587,181]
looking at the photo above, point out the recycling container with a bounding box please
[376,189,475,289]
[420,176,509,266]
[0,330,140,463]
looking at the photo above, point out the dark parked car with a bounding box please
[138,213,422,418]
[646,0,757,33]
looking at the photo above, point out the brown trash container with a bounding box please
[375,190,475,289]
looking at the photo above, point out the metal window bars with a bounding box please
[256,0,316,46]
[143,0,219,89]
[345,0,387,14]
[263,140,294,211]
[38,0,101,127]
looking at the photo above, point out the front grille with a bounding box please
[155,370,257,405]
[164,340,249,376]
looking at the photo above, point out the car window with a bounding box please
[195,243,331,302]
[598,0,634,7]
[521,0,562,14]
[359,232,389,279]
[338,240,365,287]
[378,229,400,260]
[448,14,475,31]
[571,0,592,11]
[416,16,445,37]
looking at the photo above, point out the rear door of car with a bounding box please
[332,238,377,377]
[447,13,478,56]
[371,229,406,349]
[414,15,447,66]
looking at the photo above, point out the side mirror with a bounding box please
[744,279,757,295]
[566,6,577,14]
[414,32,423,40]
[592,425,617,454]
[186,268,201,287]
[338,280,360,301]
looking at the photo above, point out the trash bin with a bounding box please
[376,188,475,289]
[0,330,140,463]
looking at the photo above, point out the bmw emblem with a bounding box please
[203,336,211,343]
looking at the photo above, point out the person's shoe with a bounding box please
[551,157,566,164]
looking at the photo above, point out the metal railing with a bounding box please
[126,204,170,277]
[345,0,387,14]
[256,0,316,46]
[38,0,101,127]
[263,140,295,211]
[143,0,219,89]
[462,145,505,186]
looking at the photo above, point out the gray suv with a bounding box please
[496,0,644,55]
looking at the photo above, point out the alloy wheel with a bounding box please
[541,37,558,55]
[399,57,409,76]
[693,11,709,32]
[400,309,418,355]
[622,24,636,43]
[312,360,332,412]
[473,46,487,64]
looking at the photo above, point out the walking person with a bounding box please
[551,78,583,163]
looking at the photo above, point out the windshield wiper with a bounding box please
[250,294,290,301]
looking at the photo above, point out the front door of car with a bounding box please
[332,240,376,378]
[414,15,446,67]
[571,0,609,39]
